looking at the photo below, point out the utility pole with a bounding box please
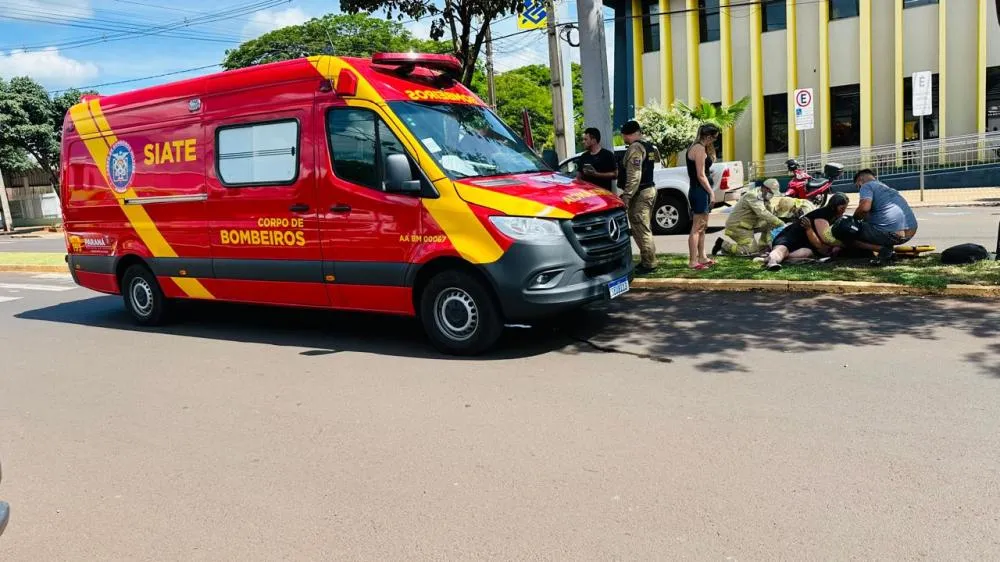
[576,0,612,153]
[485,26,497,108]
[0,166,12,233]
[545,0,571,161]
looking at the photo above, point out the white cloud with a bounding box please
[242,7,310,39]
[0,48,98,87]
[8,0,93,22]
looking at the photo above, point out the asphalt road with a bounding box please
[655,205,1000,254]
[1,272,998,559]
[4,205,998,256]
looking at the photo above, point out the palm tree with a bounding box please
[676,96,751,131]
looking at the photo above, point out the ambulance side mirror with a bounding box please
[384,153,421,195]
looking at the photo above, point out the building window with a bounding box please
[903,0,938,7]
[641,0,659,53]
[902,73,940,141]
[830,85,860,148]
[985,67,1000,133]
[762,0,786,32]
[699,0,720,43]
[764,93,788,154]
[217,120,299,186]
[830,0,859,20]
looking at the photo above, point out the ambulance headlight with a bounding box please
[489,216,565,244]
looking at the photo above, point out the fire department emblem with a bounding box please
[106,140,135,193]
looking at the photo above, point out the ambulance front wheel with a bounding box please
[419,270,503,356]
[122,264,170,326]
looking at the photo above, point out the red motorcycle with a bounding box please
[783,160,844,207]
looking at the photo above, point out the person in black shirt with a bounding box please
[764,193,850,271]
[576,127,617,191]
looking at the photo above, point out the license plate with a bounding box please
[608,276,630,299]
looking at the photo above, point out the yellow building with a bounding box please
[610,0,1000,168]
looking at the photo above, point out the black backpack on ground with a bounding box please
[941,243,990,265]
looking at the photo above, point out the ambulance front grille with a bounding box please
[565,209,631,262]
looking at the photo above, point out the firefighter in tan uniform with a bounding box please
[620,120,660,274]
[711,178,787,257]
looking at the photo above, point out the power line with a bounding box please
[1,0,289,52]
[48,64,223,95]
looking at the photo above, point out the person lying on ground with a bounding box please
[839,169,919,265]
[712,178,785,257]
[764,193,850,271]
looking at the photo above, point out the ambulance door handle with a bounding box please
[289,203,310,213]
[329,204,352,213]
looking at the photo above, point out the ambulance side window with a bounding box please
[216,120,299,186]
[328,110,378,189]
[328,108,421,193]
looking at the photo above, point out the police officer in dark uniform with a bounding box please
[619,120,660,274]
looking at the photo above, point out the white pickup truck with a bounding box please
[558,147,746,235]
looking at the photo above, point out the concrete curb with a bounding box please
[631,278,1000,298]
[0,264,69,273]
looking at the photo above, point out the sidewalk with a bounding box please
[846,187,1000,208]
[0,225,62,238]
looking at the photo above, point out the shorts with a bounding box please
[689,187,711,214]
[772,226,810,253]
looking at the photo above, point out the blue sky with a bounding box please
[0,0,616,96]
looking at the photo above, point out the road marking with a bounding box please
[0,296,21,303]
[0,283,76,292]
[31,273,73,281]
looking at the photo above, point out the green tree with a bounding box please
[339,0,520,86]
[490,63,584,151]
[0,77,91,191]
[222,13,450,70]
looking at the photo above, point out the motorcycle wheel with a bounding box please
[811,192,829,207]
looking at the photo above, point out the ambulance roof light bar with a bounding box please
[371,52,462,83]
[372,52,462,73]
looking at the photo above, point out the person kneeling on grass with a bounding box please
[764,193,850,271]
[839,169,919,265]
[711,178,785,257]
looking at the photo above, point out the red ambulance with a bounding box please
[60,53,632,354]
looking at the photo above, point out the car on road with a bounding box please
[559,147,746,235]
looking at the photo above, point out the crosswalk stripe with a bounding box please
[0,296,21,303]
[0,283,76,292]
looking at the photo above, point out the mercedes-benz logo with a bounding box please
[608,218,621,242]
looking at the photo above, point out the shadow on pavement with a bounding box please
[15,296,590,361]
[14,290,1000,374]
[564,291,1000,376]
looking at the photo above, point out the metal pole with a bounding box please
[801,131,807,173]
[0,166,12,233]
[919,115,925,202]
[545,0,570,161]
[485,26,497,108]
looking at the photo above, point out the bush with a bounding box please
[635,102,699,165]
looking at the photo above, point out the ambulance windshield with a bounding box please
[389,101,549,179]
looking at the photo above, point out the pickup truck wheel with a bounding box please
[121,264,170,326]
[651,193,692,235]
[419,270,503,356]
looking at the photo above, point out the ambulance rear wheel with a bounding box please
[420,270,503,356]
[122,264,169,326]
